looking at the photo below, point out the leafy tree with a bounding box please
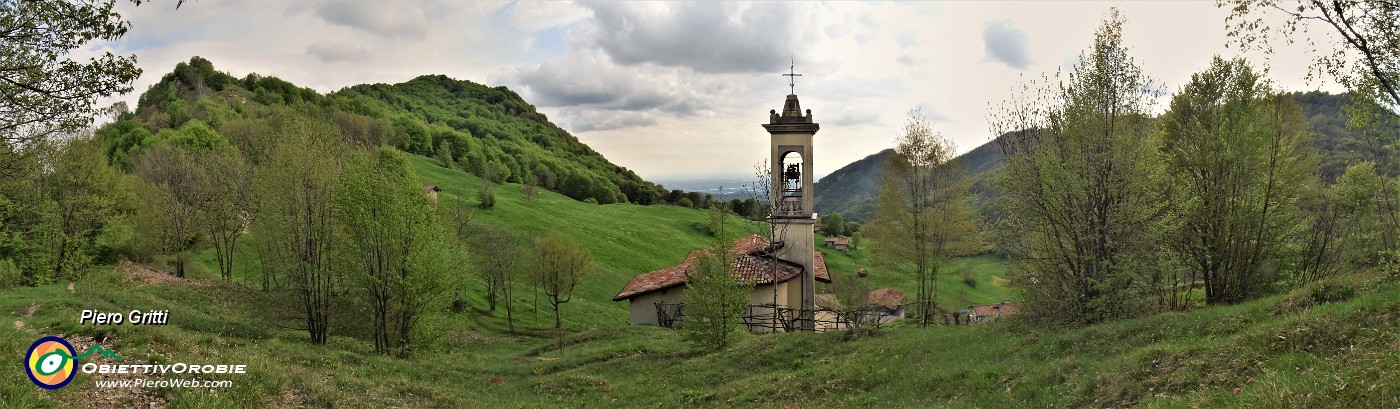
[133,146,204,278]
[437,140,454,168]
[0,0,142,173]
[1328,161,1388,266]
[1223,0,1400,259]
[868,108,981,326]
[532,235,592,329]
[197,149,251,281]
[253,115,345,345]
[1295,179,1347,284]
[166,119,233,153]
[48,135,125,280]
[820,213,846,237]
[991,9,1169,326]
[1159,56,1314,304]
[681,204,750,350]
[336,147,451,356]
[476,227,524,331]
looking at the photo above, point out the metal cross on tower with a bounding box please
[783,60,801,94]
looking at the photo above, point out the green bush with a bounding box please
[478,185,495,210]
[1310,281,1356,304]
[0,259,19,289]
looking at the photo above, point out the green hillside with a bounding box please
[814,132,1007,223]
[109,57,667,205]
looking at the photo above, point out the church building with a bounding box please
[613,76,830,331]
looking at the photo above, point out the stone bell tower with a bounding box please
[762,64,819,331]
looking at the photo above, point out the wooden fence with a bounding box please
[654,302,895,332]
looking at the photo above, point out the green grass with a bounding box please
[817,242,1015,309]
[5,153,1400,407]
[6,267,1399,407]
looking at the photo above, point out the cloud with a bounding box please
[557,108,660,132]
[510,50,712,117]
[306,41,368,63]
[314,2,429,39]
[578,2,816,73]
[983,20,1032,70]
[827,107,881,126]
[505,2,590,32]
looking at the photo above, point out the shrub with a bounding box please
[1310,281,1355,304]
[478,184,495,209]
[0,259,19,289]
[583,197,599,205]
[961,269,977,288]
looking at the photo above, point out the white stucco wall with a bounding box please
[627,288,683,326]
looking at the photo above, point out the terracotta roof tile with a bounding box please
[613,234,833,301]
[813,252,831,282]
[866,288,904,308]
[967,302,1017,318]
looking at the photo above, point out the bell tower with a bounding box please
[762,64,819,331]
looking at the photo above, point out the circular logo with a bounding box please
[25,336,76,390]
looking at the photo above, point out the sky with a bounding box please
[85,1,1341,181]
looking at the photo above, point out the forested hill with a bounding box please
[815,91,1399,222]
[1290,90,1400,180]
[814,132,1009,222]
[105,57,666,204]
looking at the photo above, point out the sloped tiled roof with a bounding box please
[866,288,905,308]
[968,302,1017,318]
[613,234,833,301]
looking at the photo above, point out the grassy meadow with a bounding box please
[4,154,1397,407]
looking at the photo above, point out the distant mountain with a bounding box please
[815,91,1399,222]
[812,149,890,223]
[814,132,1009,223]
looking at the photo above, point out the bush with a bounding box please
[1310,281,1355,304]
[0,259,19,289]
[583,197,599,205]
[478,185,495,210]
[962,269,977,288]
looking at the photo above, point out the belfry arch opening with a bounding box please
[777,151,804,217]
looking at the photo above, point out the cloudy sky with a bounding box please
[90,1,1337,181]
